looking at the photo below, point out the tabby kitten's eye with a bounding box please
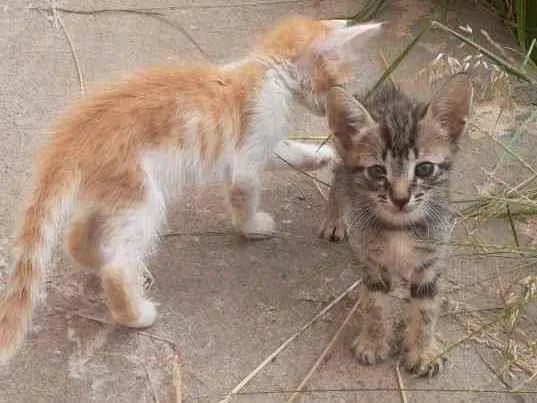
[366,165,387,181]
[415,162,435,178]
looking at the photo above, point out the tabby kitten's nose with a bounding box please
[391,195,410,209]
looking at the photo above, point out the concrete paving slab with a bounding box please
[0,1,535,402]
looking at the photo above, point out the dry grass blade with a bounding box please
[274,152,331,187]
[138,331,179,353]
[512,369,537,391]
[473,346,512,389]
[431,21,536,83]
[55,13,85,95]
[70,310,113,325]
[138,332,182,401]
[286,294,362,403]
[219,280,362,403]
[148,15,209,59]
[32,4,208,60]
[395,361,408,403]
[173,356,182,403]
[142,363,161,403]
[137,334,161,403]
[431,278,537,374]
[29,6,165,16]
[427,315,505,369]
[481,129,537,175]
[218,386,537,398]
[33,6,86,94]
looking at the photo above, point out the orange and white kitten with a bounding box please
[0,16,381,361]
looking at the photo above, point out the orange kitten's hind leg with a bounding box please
[101,261,157,328]
[67,213,155,290]
[93,201,163,328]
[100,220,160,326]
[66,212,104,269]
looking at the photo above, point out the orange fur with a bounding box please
[257,16,330,60]
[0,16,381,362]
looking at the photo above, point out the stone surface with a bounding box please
[0,1,535,402]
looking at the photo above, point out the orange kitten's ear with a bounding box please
[316,22,383,62]
[327,87,375,155]
[425,73,474,143]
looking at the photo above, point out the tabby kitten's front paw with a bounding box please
[319,214,346,242]
[242,211,276,239]
[352,332,390,365]
[403,342,447,377]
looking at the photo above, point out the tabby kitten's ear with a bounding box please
[326,86,376,155]
[425,73,473,144]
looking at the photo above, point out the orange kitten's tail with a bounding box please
[0,163,79,363]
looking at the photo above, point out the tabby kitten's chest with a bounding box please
[358,229,430,281]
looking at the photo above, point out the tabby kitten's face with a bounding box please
[327,74,473,226]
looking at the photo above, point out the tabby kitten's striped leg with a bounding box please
[403,258,446,377]
[319,184,346,242]
[352,264,392,365]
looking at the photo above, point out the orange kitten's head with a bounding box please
[256,16,382,115]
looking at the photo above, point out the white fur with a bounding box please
[320,19,350,29]
[138,64,334,241]
[316,22,383,63]
[269,140,336,171]
[99,61,339,322]
[220,56,253,72]
[235,68,295,173]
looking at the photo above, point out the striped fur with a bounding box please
[321,74,473,376]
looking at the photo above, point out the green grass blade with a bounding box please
[505,203,521,247]
[348,0,389,23]
[523,38,537,66]
[516,0,527,51]
[365,22,432,100]
[526,0,537,64]
[486,132,537,175]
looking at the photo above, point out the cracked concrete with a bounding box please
[0,0,536,402]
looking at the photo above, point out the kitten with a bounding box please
[0,16,381,362]
[321,74,473,376]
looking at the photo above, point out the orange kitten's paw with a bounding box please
[242,212,275,239]
[311,144,338,170]
[403,343,447,377]
[319,214,346,242]
[110,300,158,329]
[129,300,158,328]
[352,333,390,365]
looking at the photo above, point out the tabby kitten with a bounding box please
[321,74,473,376]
